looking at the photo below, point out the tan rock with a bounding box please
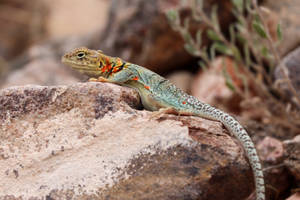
[0,82,254,200]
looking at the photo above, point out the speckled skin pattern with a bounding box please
[62,47,265,200]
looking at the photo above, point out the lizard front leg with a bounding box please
[89,77,110,82]
[89,69,137,84]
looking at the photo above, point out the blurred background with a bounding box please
[0,0,299,100]
[0,0,300,199]
[0,0,299,113]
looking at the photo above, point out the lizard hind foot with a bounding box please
[150,107,179,120]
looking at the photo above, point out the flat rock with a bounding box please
[0,82,254,200]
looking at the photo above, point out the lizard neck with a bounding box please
[100,55,127,76]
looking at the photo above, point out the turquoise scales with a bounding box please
[62,47,265,200]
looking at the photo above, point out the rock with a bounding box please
[165,71,193,93]
[283,135,300,182]
[191,57,234,105]
[263,0,300,56]
[274,46,300,100]
[191,56,257,114]
[96,0,235,74]
[257,136,284,164]
[0,0,48,60]
[0,82,255,200]
[0,58,79,89]
[257,137,290,199]
[287,193,300,200]
[0,34,98,88]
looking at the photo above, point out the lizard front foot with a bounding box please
[88,77,110,82]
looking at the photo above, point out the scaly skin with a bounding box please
[62,47,265,200]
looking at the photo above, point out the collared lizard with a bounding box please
[62,47,265,200]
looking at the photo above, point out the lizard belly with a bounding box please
[138,90,169,111]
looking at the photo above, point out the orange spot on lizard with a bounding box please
[101,66,107,72]
[113,67,119,73]
[144,85,150,90]
[132,76,139,81]
[182,101,186,104]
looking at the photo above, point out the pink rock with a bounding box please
[257,136,284,164]
[286,192,300,200]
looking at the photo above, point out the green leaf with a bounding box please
[232,0,244,12]
[196,30,202,46]
[184,18,190,30]
[252,21,267,38]
[195,0,203,10]
[213,42,233,55]
[261,46,269,57]
[207,29,220,41]
[222,68,236,91]
[243,43,251,67]
[211,5,220,31]
[166,9,179,23]
[201,46,209,61]
[277,23,283,41]
[182,30,193,43]
[184,43,197,55]
[229,24,236,44]
[245,0,252,12]
[231,46,242,61]
[210,44,216,60]
[236,33,246,44]
[226,80,236,91]
[198,60,207,70]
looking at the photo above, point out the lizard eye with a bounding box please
[77,52,85,59]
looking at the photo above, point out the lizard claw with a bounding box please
[88,78,98,82]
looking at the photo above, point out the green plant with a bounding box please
[166,0,300,130]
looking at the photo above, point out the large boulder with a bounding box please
[0,82,255,200]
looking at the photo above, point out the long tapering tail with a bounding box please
[197,103,265,200]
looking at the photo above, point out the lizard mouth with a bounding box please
[61,57,92,70]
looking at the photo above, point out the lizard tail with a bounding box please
[196,104,265,200]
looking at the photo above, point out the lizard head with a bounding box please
[61,47,110,78]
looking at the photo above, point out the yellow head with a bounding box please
[61,47,110,77]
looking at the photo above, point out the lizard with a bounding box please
[61,47,265,200]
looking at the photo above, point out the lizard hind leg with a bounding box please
[150,107,179,119]
[150,107,195,121]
